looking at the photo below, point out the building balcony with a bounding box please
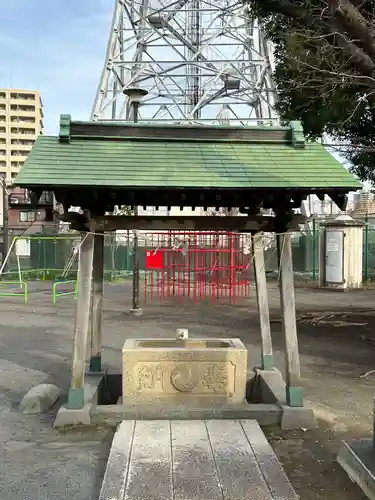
[10,111,38,119]
[8,190,54,207]
[9,155,27,163]
[10,130,37,138]
[10,121,36,129]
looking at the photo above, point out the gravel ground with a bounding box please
[1,280,375,499]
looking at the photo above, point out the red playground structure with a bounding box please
[144,231,253,304]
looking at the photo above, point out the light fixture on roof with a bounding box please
[123,87,148,104]
[123,87,148,124]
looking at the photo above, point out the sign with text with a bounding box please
[145,249,163,269]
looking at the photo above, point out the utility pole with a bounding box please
[123,88,148,315]
[1,176,9,270]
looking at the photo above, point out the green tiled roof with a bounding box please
[14,118,362,191]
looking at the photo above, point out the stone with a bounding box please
[122,337,247,407]
[53,404,92,428]
[176,328,188,339]
[338,439,375,500]
[256,368,287,405]
[91,402,282,427]
[129,308,143,316]
[19,383,61,414]
[99,420,298,500]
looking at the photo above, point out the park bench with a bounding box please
[99,419,298,500]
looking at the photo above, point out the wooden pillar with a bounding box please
[89,231,104,373]
[67,231,95,409]
[277,232,303,407]
[252,232,273,369]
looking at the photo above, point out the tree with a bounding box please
[248,0,375,182]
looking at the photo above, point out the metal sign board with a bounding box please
[325,231,344,284]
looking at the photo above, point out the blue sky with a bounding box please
[0,0,113,134]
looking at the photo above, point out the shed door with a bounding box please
[325,231,344,284]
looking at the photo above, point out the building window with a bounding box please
[0,161,6,167]
[10,93,35,100]
[0,150,6,156]
[0,127,6,133]
[11,150,29,156]
[19,210,36,222]
[0,138,5,144]
[12,127,35,135]
[0,92,6,98]
[0,104,5,110]
[11,139,34,146]
[11,161,23,168]
[11,116,35,124]
[10,104,35,112]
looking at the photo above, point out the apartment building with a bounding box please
[0,88,43,181]
[0,89,56,234]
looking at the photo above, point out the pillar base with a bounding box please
[89,354,102,373]
[286,386,303,407]
[54,404,91,428]
[129,308,143,316]
[66,387,85,410]
[261,355,274,370]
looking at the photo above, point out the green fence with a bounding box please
[1,234,140,282]
[1,227,374,284]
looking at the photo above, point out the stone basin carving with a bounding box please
[122,337,247,406]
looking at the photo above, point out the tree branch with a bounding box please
[259,0,375,74]
[329,0,375,58]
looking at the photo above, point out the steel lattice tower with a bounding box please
[91,0,277,125]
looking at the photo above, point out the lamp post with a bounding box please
[123,88,148,315]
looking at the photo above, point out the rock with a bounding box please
[19,383,61,414]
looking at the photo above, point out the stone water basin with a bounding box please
[122,337,247,406]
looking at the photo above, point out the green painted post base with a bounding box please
[286,386,303,407]
[261,355,274,370]
[89,355,102,373]
[66,387,85,410]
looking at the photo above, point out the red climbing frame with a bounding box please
[144,231,252,304]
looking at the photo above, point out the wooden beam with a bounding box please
[277,233,302,407]
[252,233,273,370]
[91,215,306,232]
[89,231,104,373]
[67,232,95,409]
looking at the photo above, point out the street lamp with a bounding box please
[123,87,148,124]
[123,87,148,315]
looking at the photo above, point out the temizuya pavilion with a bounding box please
[14,116,360,424]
